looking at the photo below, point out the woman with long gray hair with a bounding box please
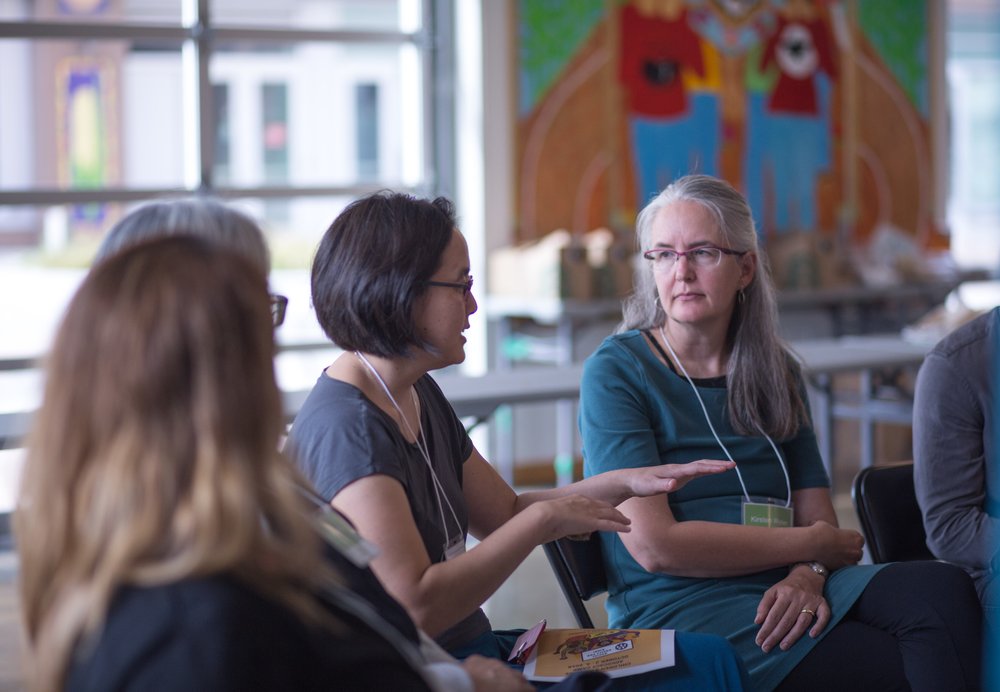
[580,174,982,691]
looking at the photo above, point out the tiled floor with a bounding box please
[0,491,862,690]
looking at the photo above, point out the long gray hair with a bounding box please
[620,174,807,440]
[95,198,270,274]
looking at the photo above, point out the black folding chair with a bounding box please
[542,533,608,628]
[852,462,935,563]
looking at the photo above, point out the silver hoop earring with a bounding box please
[737,289,746,306]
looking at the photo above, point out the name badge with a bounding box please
[742,496,793,528]
[444,534,466,561]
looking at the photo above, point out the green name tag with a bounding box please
[742,499,794,528]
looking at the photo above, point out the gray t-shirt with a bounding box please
[913,306,999,608]
[286,372,489,650]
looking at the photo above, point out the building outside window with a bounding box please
[212,82,231,185]
[356,82,380,181]
[947,0,1000,273]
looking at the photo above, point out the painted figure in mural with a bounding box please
[688,0,776,57]
[742,0,838,235]
[619,0,721,208]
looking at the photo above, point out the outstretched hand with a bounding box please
[533,494,632,543]
[624,459,736,499]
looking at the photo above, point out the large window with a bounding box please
[948,0,1000,271]
[0,0,454,445]
[355,82,380,181]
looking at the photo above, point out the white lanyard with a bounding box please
[354,353,465,552]
[659,327,792,508]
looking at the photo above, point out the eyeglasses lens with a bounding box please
[269,294,288,327]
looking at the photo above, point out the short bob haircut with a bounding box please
[311,190,457,357]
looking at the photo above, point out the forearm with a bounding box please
[914,445,999,568]
[513,470,630,513]
[627,521,820,578]
[924,505,1000,570]
[405,505,550,636]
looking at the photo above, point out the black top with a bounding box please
[65,574,433,692]
[642,329,727,388]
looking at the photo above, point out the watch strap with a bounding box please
[794,561,829,578]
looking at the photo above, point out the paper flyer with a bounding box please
[523,628,675,681]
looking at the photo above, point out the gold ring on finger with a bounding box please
[800,608,815,617]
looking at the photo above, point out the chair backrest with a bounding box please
[852,462,935,563]
[542,533,608,629]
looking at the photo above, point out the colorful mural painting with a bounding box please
[515,0,940,269]
[619,0,719,205]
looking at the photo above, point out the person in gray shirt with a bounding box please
[913,305,999,633]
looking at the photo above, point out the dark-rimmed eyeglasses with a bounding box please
[642,246,746,270]
[425,275,474,297]
[269,294,288,327]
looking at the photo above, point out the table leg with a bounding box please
[809,373,835,490]
[554,316,576,487]
[493,316,515,484]
[859,369,875,469]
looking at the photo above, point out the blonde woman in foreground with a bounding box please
[17,236,523,691]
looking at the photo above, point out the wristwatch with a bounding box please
[797,561,829,578]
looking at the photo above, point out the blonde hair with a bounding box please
[17,237,336,691]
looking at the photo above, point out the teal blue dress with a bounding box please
[579,331,885,691]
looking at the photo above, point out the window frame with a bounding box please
[0,0,454,206]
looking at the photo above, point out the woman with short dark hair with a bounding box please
[311,192,459,358]
[289,190,752,690]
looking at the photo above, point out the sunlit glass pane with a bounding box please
[213,0,419,31]
[208,41,422,189]
[9,1,421,29]
[0,39,188,191]
[14,1,182,24]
